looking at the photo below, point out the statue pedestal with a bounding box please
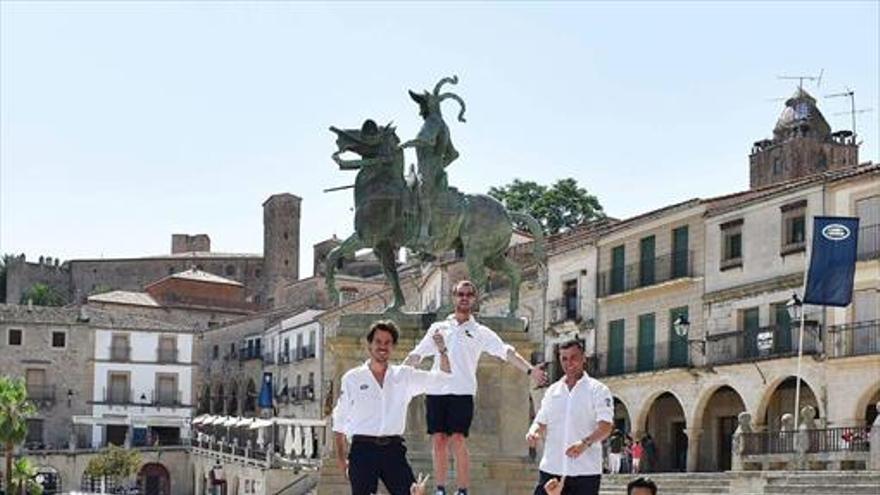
[318,312,540,494]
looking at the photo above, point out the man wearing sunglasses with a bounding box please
[405,280,549,495]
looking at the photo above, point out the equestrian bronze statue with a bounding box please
[325,76,545,316]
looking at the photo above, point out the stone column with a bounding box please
[685,427,703,472]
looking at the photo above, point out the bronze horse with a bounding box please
[325,84,544,316]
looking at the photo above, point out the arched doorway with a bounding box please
[138,462,170,495]
[613,398,632,434]
[644,392,687,472]
[762,376,820,430]
[861,388,880,427]
[244,379,257,415]
[34,466,61,495]
[213,384,225,414]
[227,383,239,416]
[697,386,746,472]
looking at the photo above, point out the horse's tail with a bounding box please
[509,211,546,263]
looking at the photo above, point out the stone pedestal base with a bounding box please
[318,312,539,493]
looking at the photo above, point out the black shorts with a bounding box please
[426,394,474,436]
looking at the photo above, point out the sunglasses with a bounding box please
[455,292,476,298]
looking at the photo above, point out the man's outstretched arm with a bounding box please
[506,348,548,386]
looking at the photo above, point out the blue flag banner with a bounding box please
[803,216,860,307]
[258,372,273,409]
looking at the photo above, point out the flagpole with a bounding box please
[793,308,806,432]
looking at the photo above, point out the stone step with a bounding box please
[764,485,880,495]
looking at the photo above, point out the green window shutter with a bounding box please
[639,236,656,287]
[608,319,625,375]
[672,226,689,278]
[773,304,792,353]
[637,313,656,372]
[611,245,626,294]
[669,306,689,367]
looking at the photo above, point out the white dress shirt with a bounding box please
[408,314,513,396]
[331,361,450,436]
[533,373,614,476]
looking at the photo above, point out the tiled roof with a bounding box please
[148,268,243,288]
[0,304,188,331]
[88,290,160,307]
[703,162,879,217]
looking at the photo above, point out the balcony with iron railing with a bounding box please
[109,345,131,362]
[590,343,691,378]
[151,389,190,408]
[239,347,262,361]
[705,323,821,367]
[827,319,880,358]
[156,347,179,363]
[278,350,292,365]
[548,295,585,326]
[295,346,317,361]
[857,224,880,261]
[26,384,56,403]
[739,425,872,469]
[95,387,135,406]
[262,352,276,365]
[598,250,694,297]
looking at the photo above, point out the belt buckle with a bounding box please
[376,436,391,446]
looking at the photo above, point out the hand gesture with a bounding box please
[432,329,447,353]
[526,429,541,448]
[530,363,549,387]
[410,473,430,495]
[543,476,566,495]
[565,439,588,458]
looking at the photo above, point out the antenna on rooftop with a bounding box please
[824,87,870,143]
[777,69,824,91]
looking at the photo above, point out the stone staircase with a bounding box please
[318,452,539,494]
[319,467,880,495]
[599,471,880,495]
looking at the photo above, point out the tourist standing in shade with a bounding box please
[526,339,614,495]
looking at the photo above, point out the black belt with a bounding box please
[352,434,403,446]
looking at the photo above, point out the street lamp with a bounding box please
[786,293,803,321]
[673,315,690,337]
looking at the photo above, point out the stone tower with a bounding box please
[263,193,301,306]
[749,87,859,189]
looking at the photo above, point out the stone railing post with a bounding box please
[793,405,816,470]
[871,401,880,471]
[731,412,752,471]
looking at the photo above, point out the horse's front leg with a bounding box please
[374,242,406,313]
[324,234,363,305]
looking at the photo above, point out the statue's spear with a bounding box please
[323,184,354,193]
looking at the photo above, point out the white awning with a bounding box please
[192,414,213,425]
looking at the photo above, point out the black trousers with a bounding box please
[533,471,601,495]
[348,439,416,495]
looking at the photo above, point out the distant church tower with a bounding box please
[749,88,859,189]
[263,193,301,306]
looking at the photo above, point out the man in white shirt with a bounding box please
[405,280,548,495]
[526,339,614,495]
[332,320,451,495]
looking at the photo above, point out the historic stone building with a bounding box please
[5,193,304,308]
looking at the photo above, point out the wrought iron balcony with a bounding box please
[156,347,179,363]
[548,296,582,326]
[827,319,880,358]
[109,345,131,361]
[278,351,292,365]
[590,344,690,378]
[239,348,261,361]
[26,384,56,402]
[598,251,693,297]
[705,323,821,366]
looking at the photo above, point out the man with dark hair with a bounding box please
[527,338,614,495]
[627,477,657,495]
[405,280,548,495]
[332,320,451,495]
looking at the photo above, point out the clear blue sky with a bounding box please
[2,1,877,277]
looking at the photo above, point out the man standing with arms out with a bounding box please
[405,280,548,495]
[526,339,614,495]
[332,320,451,495]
